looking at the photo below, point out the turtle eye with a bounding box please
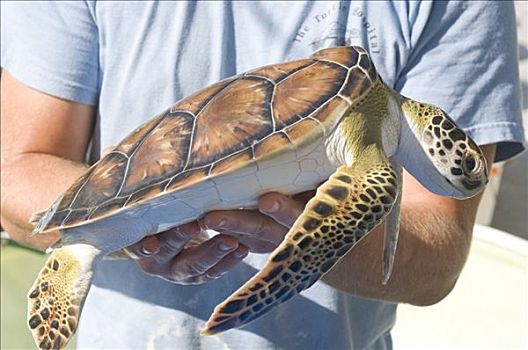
[462,153,480,175]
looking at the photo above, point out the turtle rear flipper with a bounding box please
[27,244,100,349]
[202,146,400,335]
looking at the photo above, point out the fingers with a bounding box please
[203,192,309,253]
[235,236,278,254]
[258,192,308,227]
[154,222,203,263]
[135,223,202,276]
[203,210,287,246]
[204,244,249,279]
[166,235,248,284]
[169,235,239,279]
[130,191,314,284]
[124,236,160,259]
[204,192,307,235]
[132,222,248,285]
[126,222,200,261]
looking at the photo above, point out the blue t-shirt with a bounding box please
[2,1,524,349]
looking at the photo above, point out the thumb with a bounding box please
[258,193,306,228]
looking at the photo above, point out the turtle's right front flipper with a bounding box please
[203,147,400,335]
[27,244,100,349]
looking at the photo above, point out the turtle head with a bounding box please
[395,98,488,199]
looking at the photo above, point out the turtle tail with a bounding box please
[27,244,100,349]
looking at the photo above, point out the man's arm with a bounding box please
[203,144,495,306]
[1,71,94,249]
[321,144,495,305]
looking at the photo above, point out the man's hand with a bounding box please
[128,192,311,284]
[203,192,311,253]
[125,223,248,285]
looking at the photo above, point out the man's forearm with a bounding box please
[1,71,95,250]
[321,201,472,305]
[321,144,495,305]
[1,153,88,250]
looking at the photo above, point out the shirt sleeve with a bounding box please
[396,1,525,162]
[1,1,99,105]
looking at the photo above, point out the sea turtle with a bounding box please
[27,46,488,349]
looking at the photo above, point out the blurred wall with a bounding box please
[476,1,528,239]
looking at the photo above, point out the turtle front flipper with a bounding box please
[27,244,100,349]
[382,158,402,285]
[202,147,399,335]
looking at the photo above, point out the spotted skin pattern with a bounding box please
[27,248,86,350]
[203,147,399,335]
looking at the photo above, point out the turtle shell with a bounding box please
[34,46,378,233]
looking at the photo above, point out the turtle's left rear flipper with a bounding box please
[27,244,100,349]
[202,148,400,335]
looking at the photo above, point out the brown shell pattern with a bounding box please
[39,46,378,232]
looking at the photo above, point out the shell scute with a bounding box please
[358,53,377,81]
[52,170,94,213]
[62,209,90,227]
[89,197,129,220]
[311,96,350,126]
[116,113,166,154]
[127,179,171,207]
[166,167,211,192]
[310,46,360,68]
[40,210,69,232]
[253,132,293,160]
[41,153,128,230]
[171,77,237,115]
[247,59,314,81]
[285,118,325,145]
[70,153,128,211]
[210,149,254,177]
[120,111,194,195]
[340,67,372,101]
[272,61,348,129]
[188,77,274,169]
[358,53,371,71]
